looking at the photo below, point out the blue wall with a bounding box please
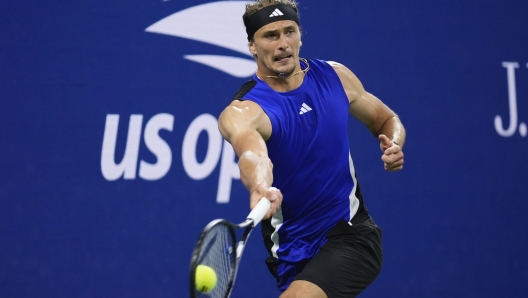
[1,1,527,297]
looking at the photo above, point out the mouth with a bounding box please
[274,54,293,63]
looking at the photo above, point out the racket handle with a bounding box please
[247,198,271,226]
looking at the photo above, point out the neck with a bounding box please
[256,58,309,92]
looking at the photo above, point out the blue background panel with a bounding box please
[1,1,527,297]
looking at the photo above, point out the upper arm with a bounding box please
[218,100,272,158]
[329,61,397,135]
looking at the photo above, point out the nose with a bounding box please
[277,33,289,51]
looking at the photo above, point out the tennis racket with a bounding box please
[189,198,271,298]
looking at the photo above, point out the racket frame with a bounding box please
[189,198,271,298]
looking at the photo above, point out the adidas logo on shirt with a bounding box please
[269,9,284,17]
[299,103,312,115]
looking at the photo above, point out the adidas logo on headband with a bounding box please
[269,8,284,17]
[244,4,299,40]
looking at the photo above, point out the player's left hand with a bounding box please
[379,134,404,171]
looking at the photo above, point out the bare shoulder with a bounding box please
[327,60,347,72]
[327,61,361,84]
[218,100,271,141]
[327,60,366,103]
[219,100,263,124]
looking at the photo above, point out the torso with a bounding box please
[231,59,366,261]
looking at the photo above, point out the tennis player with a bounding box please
[218,1,406,297]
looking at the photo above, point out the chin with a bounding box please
[274,65,296,76]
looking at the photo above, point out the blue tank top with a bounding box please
[231,59,366,262]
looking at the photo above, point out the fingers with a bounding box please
[378,134,403,172]
[381,150,404,171]
[378,134,404,171]
[378,134,392,151]
[264,187,282,219]
[383,142,401,155]
[251,185,282,220]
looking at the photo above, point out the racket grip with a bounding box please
[247,198,271,226]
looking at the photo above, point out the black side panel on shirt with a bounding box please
[231,79,257,102]
[352,180,370,224]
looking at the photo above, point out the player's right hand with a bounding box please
[251,185,282,220]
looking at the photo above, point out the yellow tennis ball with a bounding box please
[195,265,217,293]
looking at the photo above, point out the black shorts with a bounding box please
[265,218,383,297]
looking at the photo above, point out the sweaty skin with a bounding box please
[218,18,406,298]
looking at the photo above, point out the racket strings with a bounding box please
[196,224,236,298]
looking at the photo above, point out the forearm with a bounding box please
[376,116,406,147]
[237,147,281,217]
[238,150,274,194]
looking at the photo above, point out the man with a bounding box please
[218,1,406,297]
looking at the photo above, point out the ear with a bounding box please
[248,41,257,56]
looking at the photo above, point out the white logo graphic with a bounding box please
[101,114,174,181]
[495,62,527,138]
[101,113,240,203]
[145,1,256,78]
[299,103,313,115]
[270,9,284,17]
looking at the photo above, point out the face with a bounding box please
[249,20,302,77]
